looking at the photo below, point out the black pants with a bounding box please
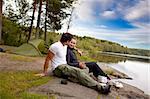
[85,62,110,79]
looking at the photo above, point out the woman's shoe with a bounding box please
[97,75,108,84]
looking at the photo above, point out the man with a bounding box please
[66,38,111,82]
[38,33,111,94]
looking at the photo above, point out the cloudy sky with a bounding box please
[59,0,150,50]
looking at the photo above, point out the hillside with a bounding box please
[36,32,150,63]
[2,16,150,62]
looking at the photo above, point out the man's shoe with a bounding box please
[60,79,68,85]
[97,83,111,94]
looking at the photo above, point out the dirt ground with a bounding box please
[0,52,149,99]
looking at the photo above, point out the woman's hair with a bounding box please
[60,33,73,43]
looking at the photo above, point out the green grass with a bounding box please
[97,94,100,99]
[0,71,51,99]
[105,69,114,75]
[20,92,48,99]
[79,55,96,62]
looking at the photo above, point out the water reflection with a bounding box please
[96,53,149,63]
[108,60,150,95]
[95,53,126,63]
[96,54,150,95]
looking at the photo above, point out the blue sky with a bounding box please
[59,0,150,50]
[3,0,150,49]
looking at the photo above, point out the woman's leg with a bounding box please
[85,62,110,80]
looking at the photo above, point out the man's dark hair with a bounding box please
[60,33,73,43]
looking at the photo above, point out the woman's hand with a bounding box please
[77,49,83,56]
[79,62,86,69]
[74,47,83,56]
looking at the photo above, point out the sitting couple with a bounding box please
[38,33,111,94]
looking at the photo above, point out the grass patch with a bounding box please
[21,92,48,99]
[78,55,96,62]
[0,71,51,99]
[97,94,100,99]
[105,69,114,75]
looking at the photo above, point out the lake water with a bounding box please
[108,60,150,95]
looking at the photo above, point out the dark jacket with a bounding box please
[66,47,79,67]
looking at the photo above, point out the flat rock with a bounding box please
[28,77,149,99]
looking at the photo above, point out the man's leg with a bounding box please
[53,64,111,94]
[53,64,97,87]
[85,62,110,80]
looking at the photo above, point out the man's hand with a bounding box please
[35,72,47,77]
[79,62,86,69]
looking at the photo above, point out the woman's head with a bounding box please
[68,38,77,49]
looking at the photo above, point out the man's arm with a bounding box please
[35,50,54,77]
[43,50,54,74]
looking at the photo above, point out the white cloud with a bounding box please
[124,0,149,21]
[99,25,107,28]
[132,22,150,29]
[74,0,114,21]
[74,0,95,21]
[58,23,150,49]
[101,10,117,19]
[96,0,114,10]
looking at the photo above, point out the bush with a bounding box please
[2,17,26,46]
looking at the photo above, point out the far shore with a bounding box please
[100,51,150,62]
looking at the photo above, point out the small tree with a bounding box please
[46,0,75,31]
[27,0,37,42]
[44,0,48,43]
[4,0,31,26]
[35,0,43,39]
[4,0,31,43]
[66,7,74,32]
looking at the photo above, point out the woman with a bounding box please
[66,38,111,82]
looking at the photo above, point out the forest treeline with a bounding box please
[1,0,149,60]
[1,0,76,43]
[2,16,150,57]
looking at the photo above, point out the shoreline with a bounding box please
[98,62,150,96]
[100,52,150,62]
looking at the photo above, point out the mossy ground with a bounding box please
[0,70,51,99]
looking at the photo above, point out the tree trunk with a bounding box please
[44,0,48,44]
[0,0,2,44]
[66,7,74,33]
[35,0,42,39]
[27,0,37,43]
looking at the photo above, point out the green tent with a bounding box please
[13,39,47,56]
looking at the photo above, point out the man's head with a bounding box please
[60,33,73,45]
[68,38,77,49]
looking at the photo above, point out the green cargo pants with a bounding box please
[53,64,99,90]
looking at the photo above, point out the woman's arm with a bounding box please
[74,47,83,56]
